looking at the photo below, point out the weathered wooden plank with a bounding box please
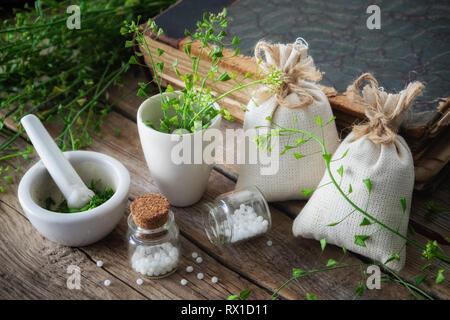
[2,98,446,299]
[57,111,419,300]
[0,138,270,300]
[0,200,145,300]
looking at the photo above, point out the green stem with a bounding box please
[271,263,364,299]
[276,128,450,264]
[0,147,31,161]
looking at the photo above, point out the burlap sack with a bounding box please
[236,40,339,202]
[293,73,424,271]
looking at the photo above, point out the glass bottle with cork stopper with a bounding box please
[203,186,272,246]
[127,193,180,278]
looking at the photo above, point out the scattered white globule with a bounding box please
[131,242,179,277]
[225,204,269,243]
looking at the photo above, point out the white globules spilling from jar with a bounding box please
[131,242,179,277]
[225,204,269,242]
[203,186,272,246]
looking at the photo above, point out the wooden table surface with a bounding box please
[0,69,449,300]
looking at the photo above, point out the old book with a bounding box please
[138,0,449,189]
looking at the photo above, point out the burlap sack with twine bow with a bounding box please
[293,73,424,271]
[236,40,339,202]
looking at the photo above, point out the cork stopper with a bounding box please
[130,194,170,230]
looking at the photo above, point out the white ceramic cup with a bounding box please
[137,92,222,207]
[18,151,130,247]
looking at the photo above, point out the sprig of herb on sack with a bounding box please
[254,117,449,295]
[123,9,282,133]
[0,0,174,192]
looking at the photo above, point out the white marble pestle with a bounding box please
[20,114,94,209]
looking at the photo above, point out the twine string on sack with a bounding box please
[254,40,322,110]
[347,73,424,144]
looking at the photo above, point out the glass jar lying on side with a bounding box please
[203,186,271,246]
[127,194,180,279]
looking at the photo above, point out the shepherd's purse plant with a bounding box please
[122,9,283,134]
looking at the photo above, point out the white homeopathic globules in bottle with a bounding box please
[203,186,271,246]
[127,194,180,279]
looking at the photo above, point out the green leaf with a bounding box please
[355,281,365,297]
[326,116,336,124]
[232,47,240,57]
[3,176,13,184]
[301,189,314,197]
[231,36,240,45]
[384,253,400,265]
[165,84,174,93]
[128,55,138,65]
[293,268,306,277]
[295,138,307,145]
[156,48,164,56]
[322,153,332,162]
[320,238,326,252]
[409,224,416,236]
[436,269,445,284]
[156,62,164,72]
[341,148,349,158]
[348,184,353,194]
[400,197,407,213]
[184,43,191,56]
[227,295,239,300]
[306,293,317,300]
[138,82,147,89]
[265,116,272,122]
[217,71,231,82]
[280,145,295,155]
[414,274,427,286]
[326,259,337,267]
[125,40,134,48]
[354,235,370,247]
[114,128,121,137]
[421,263,431,271]
[137,88,147,98]
[239,289,251,300]
[337,165,344,177]
[360,218,371,226]
[244,72,253,79]
[363,178,372,192]
[294,153,304,159]
[169,115,178,125]
[342,246,347,255]
[314,116,322,127]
